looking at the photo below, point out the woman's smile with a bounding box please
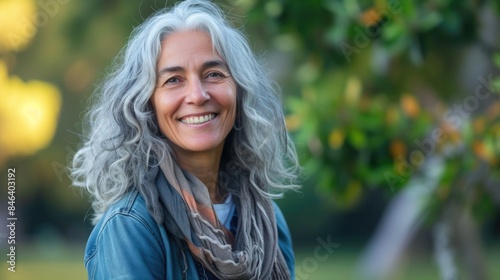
[179,113,217,125]
[151,30,237,156]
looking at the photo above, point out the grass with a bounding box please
[294,243,500,280]
[295,247,440,280]
[2,243,499,279]
[2,243,87,280]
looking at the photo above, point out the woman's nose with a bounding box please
[185,78,210,105]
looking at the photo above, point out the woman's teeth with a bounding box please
[180,114,215,124]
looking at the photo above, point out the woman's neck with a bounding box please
[174,146,225,204]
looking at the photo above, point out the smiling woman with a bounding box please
[152,31,237,165]
[70,0,300,279]
[152,30,237,203]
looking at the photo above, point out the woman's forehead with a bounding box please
[157,30,223,69]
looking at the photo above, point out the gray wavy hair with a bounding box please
[71,0,300,224]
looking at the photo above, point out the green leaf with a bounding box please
[348,128,367,149]
[420,12,442,31]
[383,22,405,42]
[492,77,500,93]
[494,53,500,68]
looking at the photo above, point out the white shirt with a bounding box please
[213,193,235,229]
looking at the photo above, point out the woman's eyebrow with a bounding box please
[158,65,184,76]
[201,60,228,71]
[157,60,228,76]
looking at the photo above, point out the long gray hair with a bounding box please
[71,0,300,224]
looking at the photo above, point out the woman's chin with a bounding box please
[174,139,225,155]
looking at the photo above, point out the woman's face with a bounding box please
[151,30,237,157]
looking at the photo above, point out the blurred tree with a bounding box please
[0,0,37,52]
[0,0,62,163]
[0,61,61,162]
[241,0,500,279]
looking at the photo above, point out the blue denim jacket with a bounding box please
[84,189,295,279]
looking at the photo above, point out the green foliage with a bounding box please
[246,0,500,216]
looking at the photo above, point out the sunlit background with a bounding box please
[1,0,499,279]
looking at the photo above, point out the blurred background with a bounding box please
[1,0,499,279]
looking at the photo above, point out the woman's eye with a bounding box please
[164,77,181,85]
[167,77,179,83]
[205,72,224,80]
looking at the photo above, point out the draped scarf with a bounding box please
[136,155,291,279]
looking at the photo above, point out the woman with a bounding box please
[71,0,300,279]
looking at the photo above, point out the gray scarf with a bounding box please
[136,155,291,279]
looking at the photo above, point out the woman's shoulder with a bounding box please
[84,189,167,279]
[271,200,290,233]
[87,189,161,246]
[85,190,162,256]
[98,189,152,222]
